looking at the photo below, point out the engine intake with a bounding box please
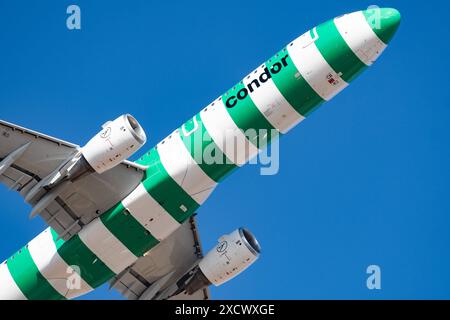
[81,114,147,174]
[184,228,261,295]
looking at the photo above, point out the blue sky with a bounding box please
[0,0,449,299]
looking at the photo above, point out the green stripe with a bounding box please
[51,229,115,289]
[179,113,238,182]
[6,245,65,300]
[136,148,200,223]
[100,202,160,257]
[313,21,367,83]
[222,81,278,148]
[266,49,324,117]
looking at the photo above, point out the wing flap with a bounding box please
[0,166,36,193]
[0,120,79,179]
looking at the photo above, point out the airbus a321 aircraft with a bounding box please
[0,8,400,300]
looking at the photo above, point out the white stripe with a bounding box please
[334,11,387,66]
[0,261,27,300]
[122,183,181,241]
[200,99,260,166]
[78,219,138,274]
[158,131,217,204]
[288,30,348,101]
[243,65,304,134]
[27,228,93,299]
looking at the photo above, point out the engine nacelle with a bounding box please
[81,114,147,174]
[183,228,261,295]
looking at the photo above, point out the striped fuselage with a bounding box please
[0,9,399,299]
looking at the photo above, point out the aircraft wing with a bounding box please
[0,119,146,240]
[110,216,210,300]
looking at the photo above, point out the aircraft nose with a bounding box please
[363,7,401,44]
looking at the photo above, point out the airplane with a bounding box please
[0,8,400,300]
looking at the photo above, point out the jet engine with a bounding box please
[182,228,261,295]
[81,114,147,174]
[24,114,147,218]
